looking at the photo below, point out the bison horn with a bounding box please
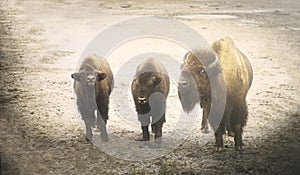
[183,51,192,63]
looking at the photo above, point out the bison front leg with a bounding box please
[152,114,165,146]
[141,126,150,142]
[85,121,93,142]
[97,110,109,142]
[214,121,225,151]
[201,105,210,133]
[83,111,94,142]
[138,114,150,146]
[78,105,93,142]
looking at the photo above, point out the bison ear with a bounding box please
[97,72,106,81]
[71,73,81,81]
[153,76,162,86]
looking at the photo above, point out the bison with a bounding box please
[131,58,170,145]
[71,54,113,142]
[178,36,253,150]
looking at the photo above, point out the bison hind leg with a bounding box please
[151,125,156,133]
[92,111,101,132]
[231,104,247,151]
[225,120,235,137]
[233,123,243,151]
[97,110,109,142]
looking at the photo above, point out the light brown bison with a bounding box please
[131,58,170,145]
[178,36,253,150]
[71,54,113,142]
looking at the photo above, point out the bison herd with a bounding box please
[71,36,253,151]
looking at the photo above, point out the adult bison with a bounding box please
[178,36,253,150]
[131,58,170,145]
[71,54,113,142]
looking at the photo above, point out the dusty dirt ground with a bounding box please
[0,0,300,174]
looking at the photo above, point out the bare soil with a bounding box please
[0,0,299,174]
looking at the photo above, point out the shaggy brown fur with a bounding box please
[131,58,170,144]
[71,54,113,142]
[178,36,253,150]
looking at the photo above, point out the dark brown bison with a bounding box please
[131,58,170,145]
[178,36,253,150]
[71,54,113,142]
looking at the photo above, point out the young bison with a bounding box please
[178,36,253,151]
[131,58,170,145]
[71,54,113,142]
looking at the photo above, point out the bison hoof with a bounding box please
[139,141,149,148]
[101,137,109,142]
[215,146,223,152]
[235,146,243,151]
[201,127,209,133]
[134,134,144,141]
[227,131,235,137]
[101,134,109,142]
[155,137,162,145]
[94,127,101,132]
[154,143,162,148]
[85,137,92,142]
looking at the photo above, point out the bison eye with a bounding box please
[152,76,162,86]
[199,69,207,77]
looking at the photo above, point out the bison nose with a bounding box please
[137,96,147,104]
[87,77,96,82]
[87,75,96,86]
[178,80,189,88]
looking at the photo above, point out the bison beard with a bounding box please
[178,36,253,151]
[178,82,199,113]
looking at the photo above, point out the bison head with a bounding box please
[71,70,106,86]
[71,66,106,98]
[178,49,221,113]
[133,72,163,105]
